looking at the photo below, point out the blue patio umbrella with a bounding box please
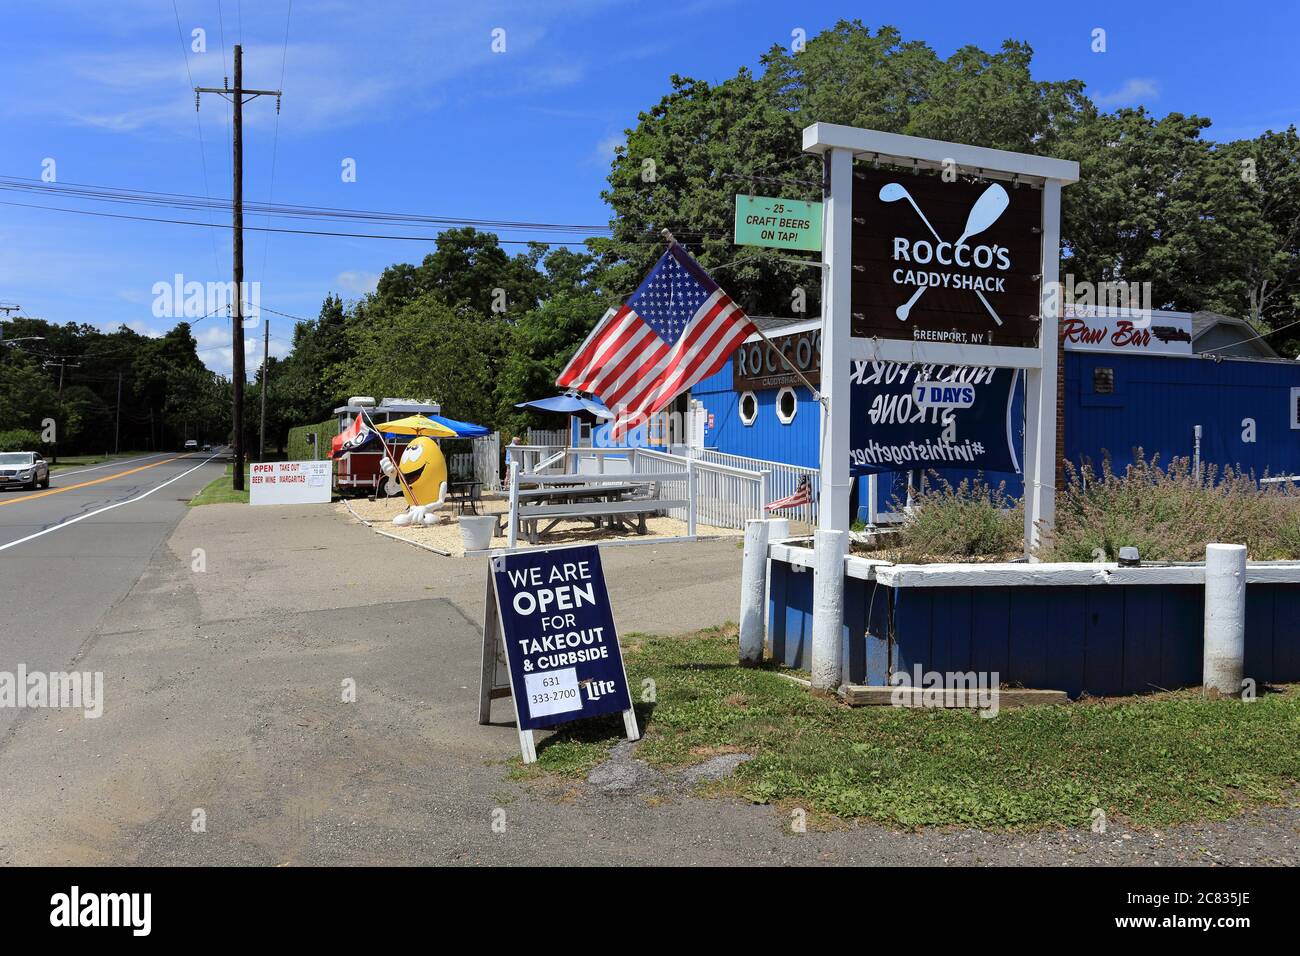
[514,392,613,421]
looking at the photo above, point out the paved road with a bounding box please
[0,451,226,737]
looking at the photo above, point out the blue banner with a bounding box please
[848,360,1020,476]
[492,545,632,731]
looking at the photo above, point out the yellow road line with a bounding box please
[0,455,187,508]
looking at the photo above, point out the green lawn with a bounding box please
[526,624,1300,830]
[189,463,250,506]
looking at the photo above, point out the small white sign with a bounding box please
[912,381,976,408]
[249,460,333,506]
[524,667,583,718]
[1291,388,1300,431]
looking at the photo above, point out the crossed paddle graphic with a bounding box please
[880,181,1010,327]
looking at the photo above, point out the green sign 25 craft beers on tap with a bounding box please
[733,194,823,252]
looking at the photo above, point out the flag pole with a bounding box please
[359,408,417,503]
[659,228,826,406]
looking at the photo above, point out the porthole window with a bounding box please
[739,391,758,426]
[776,386,798,425]
[1093,367,1115,395]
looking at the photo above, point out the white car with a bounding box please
[0,451,51,490]
[183,439,198,452]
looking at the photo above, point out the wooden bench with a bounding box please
[517,499,687,544]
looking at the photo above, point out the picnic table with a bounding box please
[514,481,673,543]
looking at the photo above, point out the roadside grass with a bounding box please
[189,463,250,506]
[528,624,1300,830]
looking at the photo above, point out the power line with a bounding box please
[0,174,616,236]
[0,198,608,246]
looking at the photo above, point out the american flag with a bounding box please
[765,476,813,512]
[557,243,755,437]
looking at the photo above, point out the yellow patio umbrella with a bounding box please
[378,415,458,438]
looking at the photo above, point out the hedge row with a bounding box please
[285,418,339,462]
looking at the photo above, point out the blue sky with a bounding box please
[0,0,1295,376]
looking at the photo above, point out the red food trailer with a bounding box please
[331,397,441,495]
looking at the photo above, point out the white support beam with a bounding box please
[818,147,854,533]
[1024,179,1062,557]
[802,123,1080,184]
[847,337,1043,370]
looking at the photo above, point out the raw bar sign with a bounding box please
[1062,307,1193,356]
[483,545,637,761]
[848,360,1020,475]
[851,166,1043,348]
[249,460,332,505]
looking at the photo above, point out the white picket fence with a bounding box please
[526,427,568,447]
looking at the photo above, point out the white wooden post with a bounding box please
[1024,178,1062,557]
[739,519,770,666]
[507,461,519,549]
[810,528,847,690]
[866,473,878,526]
[686,458,697,536]
[760,469,771,512]
[818,147,854,534]
[1203,543,1246,696]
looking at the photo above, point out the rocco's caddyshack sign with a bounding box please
[478,545,638,762]
[732,327,822,391]
[851,166,1043,349]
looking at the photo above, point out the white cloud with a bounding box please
[335,270,379,295]
[1094,78,1159,108]
[6,2,617,136]
[197,323,290,378]
[593,133,624,163]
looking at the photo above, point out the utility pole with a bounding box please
[114,371,122,454]
[259,318,269,460]
[43,357,80,464]
[196,45,281,490]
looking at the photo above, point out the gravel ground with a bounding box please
[1,502,1295,866]
[341,495,738,556]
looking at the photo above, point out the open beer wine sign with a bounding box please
[478,545,638,762]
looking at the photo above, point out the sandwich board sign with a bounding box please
[477,544,638,762]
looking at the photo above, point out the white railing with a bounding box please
[639,448,768,531]
[692,448,817,527]
[508,444,566,475]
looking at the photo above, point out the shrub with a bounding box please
[894,474,1024,561]
[0,428,44,453]
[1042,452,1300,562]
[285,418,339,461]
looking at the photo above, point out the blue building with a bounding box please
[684,311,1300,522]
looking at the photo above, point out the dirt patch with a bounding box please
[339,494,739,556]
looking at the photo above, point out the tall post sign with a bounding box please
[802,123,1078,555]
[850,168,1043,348]
[478,545,639,762]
